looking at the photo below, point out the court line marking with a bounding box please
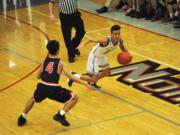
[5,38,179,130]
[74,9,180,71]
[31,7,180,43]
[48,111,145,135]
[31,8,61,22]
[86,30,180,71]
[86,27,109,34]
[31,9,110,36]
[99,89,179,126]
[0,12,49,92]
[0,48,40,91]
[3,48,40,64]
[83,34,180,126]
[1,7,179,127]
[81,9,180,75]
[130,51,180,71]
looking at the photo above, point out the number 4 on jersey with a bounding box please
[45,62,54,74]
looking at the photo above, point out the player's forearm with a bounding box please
[82,39,92,47]
[120,44,128,52]
[122,47,128,52]
[49,2,54,15]
[120,45,132,57]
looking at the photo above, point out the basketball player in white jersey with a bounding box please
[68,25,131,89]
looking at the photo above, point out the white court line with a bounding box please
[84,34,92,39]
[85,31,180,71]
[31,9,180,71]
[86,27,109,34]
[129,51,180,71]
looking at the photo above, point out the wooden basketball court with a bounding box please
[0,3,179,135]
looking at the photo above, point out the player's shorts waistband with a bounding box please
[41,81,59,86]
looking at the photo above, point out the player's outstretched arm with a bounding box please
[119,42,132,58]
[119,43,128,52]
[78,37,108,49]
[49,1,55,21]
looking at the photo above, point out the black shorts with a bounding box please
[34,83,73,103]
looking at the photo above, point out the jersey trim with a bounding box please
[41,80,59,86]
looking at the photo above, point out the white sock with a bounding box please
[21,113,26,118]
[59,110,66,116]
[136,5,140,12]
[169,12,173,19]
[73,74,81,79]
[89,82,95,84]
[132,5,135,10]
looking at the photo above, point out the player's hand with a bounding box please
[77,44,85,49]
[126,51,133,60]
[50,14,55,21]
[129,55,133,60]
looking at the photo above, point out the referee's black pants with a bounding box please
[59,11,85,59]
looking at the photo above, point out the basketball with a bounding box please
[117,51,131,65]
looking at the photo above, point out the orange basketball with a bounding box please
[117,52,132,65]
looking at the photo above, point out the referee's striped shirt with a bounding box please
[50,0,78,14]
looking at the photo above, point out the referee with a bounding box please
[49,0,85,63]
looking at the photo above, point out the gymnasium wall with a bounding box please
[0,0,49,11]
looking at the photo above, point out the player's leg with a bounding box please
[98,67,111,79]
[17,97,35,126]
[80,56,111,83]
[79,67,110,83]
[68,56,110,89]
[17,83,47,126]
[63,93,78,113]
[94,56,111,80]
[87,56,111,89]
[80,56,105,89]
[79,74,98,83]
[79,68,111,83]
[67,54,99,87]
[22,97,35,114]
[50,87,78,126]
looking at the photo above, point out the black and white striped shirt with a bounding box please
[50,0,78,14]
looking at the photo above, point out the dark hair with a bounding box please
[111,25,121,33]
[46,40,59,55]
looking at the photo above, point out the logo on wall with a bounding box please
[111,60,180,104]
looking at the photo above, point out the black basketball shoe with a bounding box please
[67,72,76,87]
[53,113,70,126]
[88,82,101,90]
[17,115,27,126]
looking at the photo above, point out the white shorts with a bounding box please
[87,53,109,75]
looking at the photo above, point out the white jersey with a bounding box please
[87,36,123,75]
[90,36,122,57]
